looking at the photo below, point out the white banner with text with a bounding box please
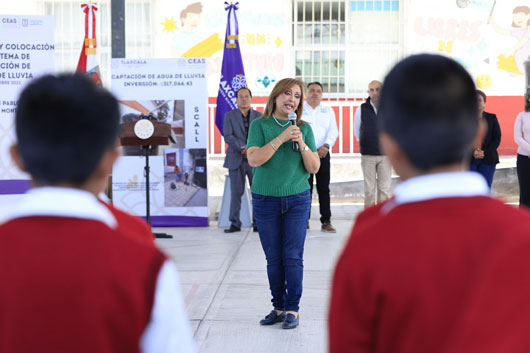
[111,58,209,227]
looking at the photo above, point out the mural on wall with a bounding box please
[154,0,291,96]
[166,2,223,59]
[488,4,530,76]
[408,0,529,95]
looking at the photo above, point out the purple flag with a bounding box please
[215,2,247,136]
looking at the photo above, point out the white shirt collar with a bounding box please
[393,171,489,205]
[5,186,117,229]
[304,101,317,112]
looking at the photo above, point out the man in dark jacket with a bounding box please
[223,87,261,232]
[354,80,392,207]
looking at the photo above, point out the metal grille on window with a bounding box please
[293,1,346,94]
[293,0,404,96]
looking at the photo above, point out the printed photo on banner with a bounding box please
[119,99,186,156]
[163,148,207,207]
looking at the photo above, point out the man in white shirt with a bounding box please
[303,82,339,232]
[354,80,392,208]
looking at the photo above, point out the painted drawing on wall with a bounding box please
[168,2,223,58]
[488,5,530,75]
[409,0,528,95]
[155,0,291,96]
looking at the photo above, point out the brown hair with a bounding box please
[476,89,487,103]
[512,6,530,27]
[262,78,306,125]
[180,2,203,21]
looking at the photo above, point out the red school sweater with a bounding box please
[102,202,155,246]
[0,216,166,353]
[328,196,530,353]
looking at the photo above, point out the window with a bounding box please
[293,1,346,93]
[43,0,153,86]
[293,0,404,96]
[125,1,153,58]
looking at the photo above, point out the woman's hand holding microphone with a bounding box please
[278,126,304,146]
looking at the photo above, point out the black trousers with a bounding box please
[228,160,253,228]
[517,154,530,208]
[308,153,331,224]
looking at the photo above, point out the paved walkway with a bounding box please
[154,205,362,353]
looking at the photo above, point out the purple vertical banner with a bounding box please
[215,2,247,136]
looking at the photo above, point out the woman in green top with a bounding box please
[247,78,320,329]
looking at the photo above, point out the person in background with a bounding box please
[329,54,530,353]
[354,80,392,208]
[470,90,501,188]
[514,86,530,208]
[0,74,195,353]
[303,82,339,233]
[247,78,320,329]
[222,87,261,233]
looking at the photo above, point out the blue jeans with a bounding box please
[252,190,311,312]
[470,159,496,188]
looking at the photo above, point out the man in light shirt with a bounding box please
[303,82,339,232]
[354,80,392,208]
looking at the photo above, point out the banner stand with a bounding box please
[217,174,252,228]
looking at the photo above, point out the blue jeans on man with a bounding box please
[252,190,311,312]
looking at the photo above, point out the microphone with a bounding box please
[288,112,299,152]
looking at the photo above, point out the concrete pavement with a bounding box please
[154,208,361,353]
[154,155,521,352]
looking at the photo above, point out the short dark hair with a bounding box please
[236,87,252,98]
[15,74,120,186]
[476,89,487,103]
[379,54,478,171]
[307,81,323,91]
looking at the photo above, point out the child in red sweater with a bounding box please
[0,74,194,353]
[328,55,530,353]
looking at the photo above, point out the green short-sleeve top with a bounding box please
[246,116,317,197]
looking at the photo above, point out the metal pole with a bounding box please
[144,145,151,226]
[111,0,125,58]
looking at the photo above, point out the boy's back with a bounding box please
[328,54,530,353]
[330,182,530,353]
[0,188,166,353]
[102,201,155,246]
[1,74,195,352]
